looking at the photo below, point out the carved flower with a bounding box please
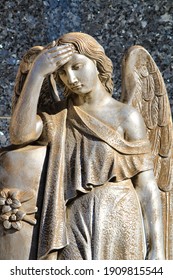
[0,189,37,231]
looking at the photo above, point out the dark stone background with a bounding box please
[0,0,173,146]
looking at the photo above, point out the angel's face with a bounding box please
[58,53,99,95]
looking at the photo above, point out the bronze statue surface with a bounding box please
[0,32,172,260]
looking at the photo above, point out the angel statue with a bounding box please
[0,32,172,260]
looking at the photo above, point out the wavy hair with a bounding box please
[54,32,113,96]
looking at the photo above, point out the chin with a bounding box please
[73,89,90,95]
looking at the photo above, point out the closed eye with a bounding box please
[72,63,83,70]
[58,69,66,76]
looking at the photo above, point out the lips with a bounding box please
[71,84,83,90]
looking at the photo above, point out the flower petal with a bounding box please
[16,210,26,220]
[11,199,22,209]
[3,220,12,229]
[2,205,12,214]
[0,198,6,206]
[12,221,22,231]
[0,214,10,221]
[12,209,18,214]
[0,190,7,199]
[19,191,34,203]
[10,214,17,221]
[8,191,18,199]
[6,198,13,205]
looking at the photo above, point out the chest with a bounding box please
[84,107,125,138]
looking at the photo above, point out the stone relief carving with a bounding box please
[0,32,172,260]
[0,188,37,230]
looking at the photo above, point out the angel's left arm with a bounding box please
[124,108,165,260]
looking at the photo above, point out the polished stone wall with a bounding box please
[0,0,173,146]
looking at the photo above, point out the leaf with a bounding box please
[19,191,34,203]
[21,204,38,214]
[23,215,37,225]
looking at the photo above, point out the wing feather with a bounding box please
[121,45,172,192]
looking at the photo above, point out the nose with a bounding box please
[67,70,78,85]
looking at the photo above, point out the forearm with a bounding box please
[133,170,165,259]
[10,67,44,144]
[10,43,74,144]
[141,184,164,256]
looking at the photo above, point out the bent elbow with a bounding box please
[10,133,32,145]
[9,116,43,145]
[9,128,38,145]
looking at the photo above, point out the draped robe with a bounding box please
[37,99,153,260]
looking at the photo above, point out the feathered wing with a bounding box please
[121,45,172,193]
[12,45,61,115]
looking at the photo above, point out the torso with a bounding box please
[76,96,134,139]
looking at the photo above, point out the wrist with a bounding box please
[28,65,45,85]
[31,62,47,79]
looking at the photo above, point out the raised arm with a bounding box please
[124,108,165,260]
[10,44,74,145]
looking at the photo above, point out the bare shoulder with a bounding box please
[117,101,147,141]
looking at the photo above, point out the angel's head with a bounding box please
[55,32,113,97]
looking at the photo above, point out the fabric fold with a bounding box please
[37,108,68,260]
[37,99,153,259]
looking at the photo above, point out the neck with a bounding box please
[72,81,110,109]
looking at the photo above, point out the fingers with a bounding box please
[34,43,76,75]
[47,43,73,52]
[49,44,74,57]
[47,44,75,70]
[55,52,73,69]
[45,40,56,49]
